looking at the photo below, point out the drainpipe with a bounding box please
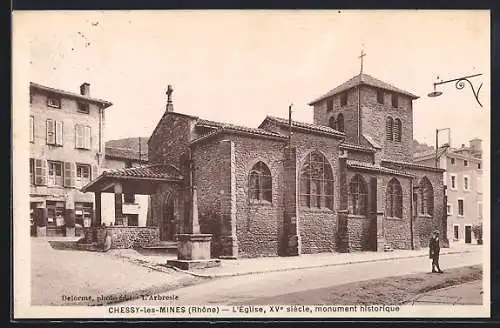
[98,106,103,164]
[410,178,414,250]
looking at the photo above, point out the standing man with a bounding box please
[429,230,444,273]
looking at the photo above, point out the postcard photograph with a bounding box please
[12,9,490,319]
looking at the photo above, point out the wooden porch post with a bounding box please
[94,192,102,226]
[114,183,123,223]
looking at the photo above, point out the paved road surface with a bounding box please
[121,251,482,305]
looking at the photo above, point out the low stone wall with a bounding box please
[82,226,160,249]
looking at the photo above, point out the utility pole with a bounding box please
[288,103,293,146]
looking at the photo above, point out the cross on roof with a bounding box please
[358,49,366,75]
[166,85,174,103]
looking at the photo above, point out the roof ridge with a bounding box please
[196,117,283,136]
[30,81,113,107]
[308,73,418,105]
[263,115,344,135]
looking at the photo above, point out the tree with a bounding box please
[472,222,483,245]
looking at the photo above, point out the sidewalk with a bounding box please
[408,280,483,305]
[110,242,481,278]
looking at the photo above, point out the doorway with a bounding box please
[161,195,177,241]
[465,225,472,244]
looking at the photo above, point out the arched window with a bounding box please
[394,118,402,142]
[249,161,272,202]
[386,178,402,218]
[419,176,434,216]
[386,116,394,141]
[337,113,344,132]
[328,116,336,130]
[299,151,334,210]
[349,174,368,216]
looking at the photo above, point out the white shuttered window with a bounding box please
[46,119,63,146]
[75,125,91,149]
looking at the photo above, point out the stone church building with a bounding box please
[141,73,447,258]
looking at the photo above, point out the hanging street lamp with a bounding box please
[427,73,483,108]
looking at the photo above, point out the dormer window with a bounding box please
[391,93,398,108]
[47,96,61,109]
[377,89,384,104]
[78,102,90,114]
[340,92,347,107]
[326,98,333,112]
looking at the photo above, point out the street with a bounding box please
[30,237,203,306]
[120,251,482,305]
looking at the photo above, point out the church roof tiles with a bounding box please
[105,146,148,162]
[347,160,415,177]
[308,73,419,105]
[100,164,183,180]
[381,159,445,173]
[191,119,287,145]
[260,116,345,139]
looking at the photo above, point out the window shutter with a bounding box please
[30,116,34,142]
[56,121,63,146]
[75,125,83,148]
[46,119,55,144]
[70,162,76,187]
[92,165,99,180]
[85,126,91,149]
[35,159,47,185]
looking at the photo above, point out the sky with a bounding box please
[17,10,490,149]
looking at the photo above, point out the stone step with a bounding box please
[48,240,101,252]
[141,241,178,253]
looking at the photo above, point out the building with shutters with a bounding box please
[29,82,112,236]
[414,139,483,244]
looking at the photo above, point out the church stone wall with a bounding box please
[383,163,445,249]
[360,86,414,163]
[192,133,286,258]
[233,135,286,258]
[148,113,195,167]
[192,137,233,257]
[313,88,360,140]
[344,170,414,251]
[412,170,445,248]
[381,175,413,250]
[292,131,342,254]
[345,170,377,251]
[346,149,374,163]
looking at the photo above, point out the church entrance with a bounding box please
[161,195,177,241]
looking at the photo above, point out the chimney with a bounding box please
[469,138,482,158]
[166,85,174,113]
[469,138,482,151]
[80,82,90,97]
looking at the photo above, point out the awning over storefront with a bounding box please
[81,164,184,195]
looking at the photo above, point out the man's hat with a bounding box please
[433,230,440,235]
